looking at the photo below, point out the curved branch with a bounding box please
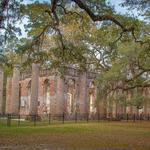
[113,31,124,44]
[51,0,149,45]
[72,0,134,32]
[107,83,150,95]
[57,4,83,20]
[51,0,133,31]
[51,0,59,13]
[125,69,150,82]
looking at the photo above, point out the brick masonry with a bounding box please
[4,67,150,116]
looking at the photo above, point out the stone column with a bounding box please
[11,65,20,114]
[78,72,88,113]
[0,68,4,114]
[29,63,40,115]
[56,75,65,114]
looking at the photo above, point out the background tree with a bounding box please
[0,0,21,51]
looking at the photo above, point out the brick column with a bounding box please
[78,72,88,113]
[56,75,65,114]
[0,68,4,114]
[29,63,39,115]
[11,65,20,114]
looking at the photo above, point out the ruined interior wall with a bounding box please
[19,76,57,115]
[19,78,31,115]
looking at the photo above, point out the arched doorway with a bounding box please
[43,79,50,114]
[89,81,96,114]
[27,80,31,114]
[66,79,76,114]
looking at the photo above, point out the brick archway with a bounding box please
[43,79,50,114]
[65,78,76,114]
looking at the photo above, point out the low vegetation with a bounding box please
[0,122,150,150]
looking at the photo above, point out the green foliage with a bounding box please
[21,2,52,37]
[128,93,144,109]
[122,0,150,20]
[0,0,22,51]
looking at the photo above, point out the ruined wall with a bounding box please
[17,68,97,115]
[19,76,57,115]
[5,66,150,116]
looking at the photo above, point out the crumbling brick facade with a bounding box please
[5,66,97,115]
[2,65,150,116]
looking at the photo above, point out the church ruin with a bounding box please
[0,63,150,118]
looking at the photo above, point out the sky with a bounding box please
[109,0,127,13]
[109,0,139,16]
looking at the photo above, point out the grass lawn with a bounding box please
[0,121,150,150]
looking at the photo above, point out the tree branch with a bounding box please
[57,4,83,20]
[107,83,150,95]
[125,70,150,83]
[72,0,134,32]
[51,0,134,31]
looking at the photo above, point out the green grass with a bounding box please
[0,121,150,150]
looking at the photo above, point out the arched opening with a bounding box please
[66,79,75,114]
[89,94,94,113]
[27,80,31,111]
[89,81,96,114]
[19,83,22,110]
[66,93,73,114]
[43,79,50,114]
